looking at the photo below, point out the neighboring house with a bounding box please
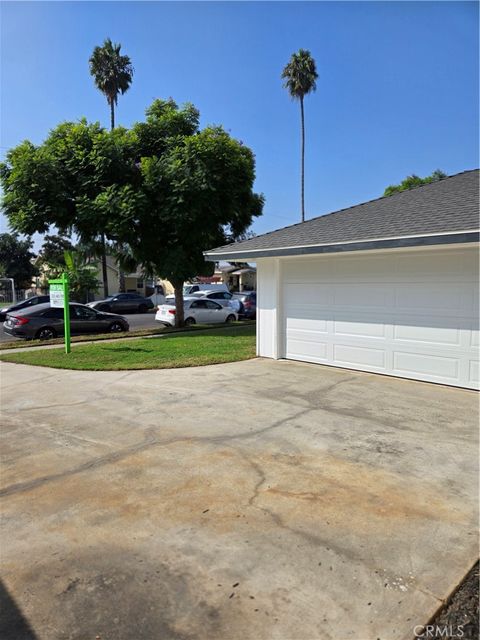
[194,262,256,291]
[206,169,479,390]
[89,256,170,299]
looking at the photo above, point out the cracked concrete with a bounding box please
[0,358,478,640]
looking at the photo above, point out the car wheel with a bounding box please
[184,317,196,326]
[109,322,125,333]
[36,327,57,340]
[226,314,236,323]
[139,304,148,314]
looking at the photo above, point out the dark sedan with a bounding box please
[0,295,50,322]
[3,302,129,340]
[87,293,154,314]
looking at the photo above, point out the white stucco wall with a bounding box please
[256,258,281,359]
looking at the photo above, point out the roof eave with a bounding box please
[204,231,480,261]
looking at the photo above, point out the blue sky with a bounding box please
[1,1,478,246]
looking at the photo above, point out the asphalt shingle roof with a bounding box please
[206,170,479,257]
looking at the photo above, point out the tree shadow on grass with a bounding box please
[0,579,38,640]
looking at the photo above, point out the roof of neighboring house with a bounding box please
[205,169,479,260]
[230,268,256,275]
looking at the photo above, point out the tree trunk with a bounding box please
[172,279,184,328]
[118,270,126,293]
[300,95,305,223]
[101,233,109,298]
[110,100,115,130]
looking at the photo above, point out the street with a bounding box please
[0,312,159,343]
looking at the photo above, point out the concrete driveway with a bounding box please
[1,358,478,640]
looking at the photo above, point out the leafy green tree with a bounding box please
[282,49,318,223]
[383,170,447,197]
[42,250,99,303]
[0,99,263,326]
[0,233,38,289]
[37,235,100,302]
[0,119,137,297]
[63,250,100,302]
[119,99,264,325]
[89,37,134,295]
[38,234,75,269]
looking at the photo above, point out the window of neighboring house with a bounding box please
[137,279,144,289]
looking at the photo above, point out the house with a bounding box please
[193,262,257,291]
[205,170,479,389]
[90,256,171,299]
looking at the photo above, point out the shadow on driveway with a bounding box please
[0,579,37,640]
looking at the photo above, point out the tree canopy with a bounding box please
[282,49,318,101]
[383,170,447,197]
[0,98,264,324]
[37,234,76,269]
[0,233,38,290]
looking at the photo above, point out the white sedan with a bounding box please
[155,297,238,326]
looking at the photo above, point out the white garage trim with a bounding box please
[257,246,479,389]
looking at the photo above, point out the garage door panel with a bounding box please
[334,319,386,339]
[393,351,459,380]
[395,250,477,279]
[282,250,479,389]
[394,283,470,313]
[287,339,328,361]
[284,283,332,305]
[469,361,479,385]
[333,344,386,369]
[333,284,393,308]
[393,323,461,346]
[286,315,328,333]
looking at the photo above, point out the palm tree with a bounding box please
[89,38,134,130]
[89,38,133,295]
[282,49,318,223]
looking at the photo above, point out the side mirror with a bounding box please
[112,297,119,301]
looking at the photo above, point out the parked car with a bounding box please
[155,297,237,327]
[3,302,129,340]
[190,290,242,313]
[232,291,256,318]
[148,285,166,307]
[182,283,229,296]
[0,295,50,321]
[87,293,154,314]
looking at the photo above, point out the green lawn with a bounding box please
[0,324,256,371]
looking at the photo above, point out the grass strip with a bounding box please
[0,324,256,371]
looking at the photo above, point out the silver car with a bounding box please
[156,297,238,326]
[189,289,242,313]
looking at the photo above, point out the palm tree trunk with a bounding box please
[110,100,115,130]
[101,234,109,297]
[300,96,305,223]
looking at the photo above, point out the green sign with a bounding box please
[48,273,71,354]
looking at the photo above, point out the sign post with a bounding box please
[48,273,71,354]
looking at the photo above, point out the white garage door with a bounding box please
[283,248,479,389]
